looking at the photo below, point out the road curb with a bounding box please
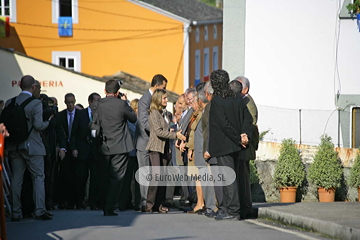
[257,207,360,240]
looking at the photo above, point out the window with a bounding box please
[212,46,218,71]
[0,0,16,22]
[352,107,360,148]
[204,48,209,79]
[60,0,72,17]
[52,0,78,24]
[213,24,217,39]
[204,26,208,41]
[196,27,200,42]
[52,51,81,72]
[195,50,200,85]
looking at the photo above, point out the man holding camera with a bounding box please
[91,79,137,216]
[1,75,52,221]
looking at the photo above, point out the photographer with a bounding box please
[91,79,137,216]
[39,94,59,210]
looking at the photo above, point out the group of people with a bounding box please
[0,68,258,221]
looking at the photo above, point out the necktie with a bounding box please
[89,112,93,122]
[68,112,73,141]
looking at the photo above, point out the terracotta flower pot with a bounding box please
[318,187,335,202]
[279,187,297,203]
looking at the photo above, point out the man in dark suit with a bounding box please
[55,93,79,209]
[208,70,252,221]
[136,74,167,211]
[3,75,52,221]
[235,76,259,219]
[92,80,137,216]
[71,92,101,209]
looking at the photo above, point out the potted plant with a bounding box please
[346,0,360,16]
[274,138,305,203]
[348,149,360,202]
[308,135,343,202]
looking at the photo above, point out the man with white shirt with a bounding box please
[136,74,167,211]
[71,92,101,210]
[55,93,79,210]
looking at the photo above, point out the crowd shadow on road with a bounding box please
[6,209,141,240]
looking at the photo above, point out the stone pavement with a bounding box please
[4,202,360,240]
[254,202,360,240]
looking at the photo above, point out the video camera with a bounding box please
[42,97,58,121]
[117,80,125,98]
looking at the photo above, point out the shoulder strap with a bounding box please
[20,97,35,108]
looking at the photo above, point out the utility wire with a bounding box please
[14,22,183,32]
[25,28,181,48]
[47,0,178,25]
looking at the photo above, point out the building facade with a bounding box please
[0,0,222,94]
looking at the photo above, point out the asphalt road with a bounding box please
[5,209,330,240]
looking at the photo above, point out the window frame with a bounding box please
[52,51,81,72]
[0,0,16,23]
[213,24,217,39]
[195,27,200,42]
[212,46,218,71]
[204,47,209,78]
[195,49,201,84]
[52,0,78,24]
[204,26,208,41]
[351,106,360,148]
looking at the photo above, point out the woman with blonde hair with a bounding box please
[146,89,186,213]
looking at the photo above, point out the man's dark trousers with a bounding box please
[217,152,240,217]
[236,152,252,218]
[100,153,129,213]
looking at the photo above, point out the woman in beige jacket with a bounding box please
[145,89,186,213]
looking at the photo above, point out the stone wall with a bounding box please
[251,142,359,202]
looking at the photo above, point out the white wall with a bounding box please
[223,0,360,111]
[0,50,174,112]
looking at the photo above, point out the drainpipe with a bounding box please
[338,109,340,148]
[299,109,302,145]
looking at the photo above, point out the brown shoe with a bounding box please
[145,208,153,213]
[158,205,169,213]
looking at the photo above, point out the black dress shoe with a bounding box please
[35,213,53,220]
[66,204,76,210]
[205,210,217,218]
[215,213,239,221]
[141,206,146,212]
[104,211,118,216]
[162,202,174,208]
[45,211,54,217]
[11,217,20,222]
[58,203,67,209]
[240,213,253,220]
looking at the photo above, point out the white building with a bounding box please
[223,0,360,148]
[0,48,176,112]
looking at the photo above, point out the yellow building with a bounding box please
[0,0,222,94]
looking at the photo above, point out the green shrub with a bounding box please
[348,150,360,188]
[274,138,305,187]
[250,160,259,185]
[308,134,343,190]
